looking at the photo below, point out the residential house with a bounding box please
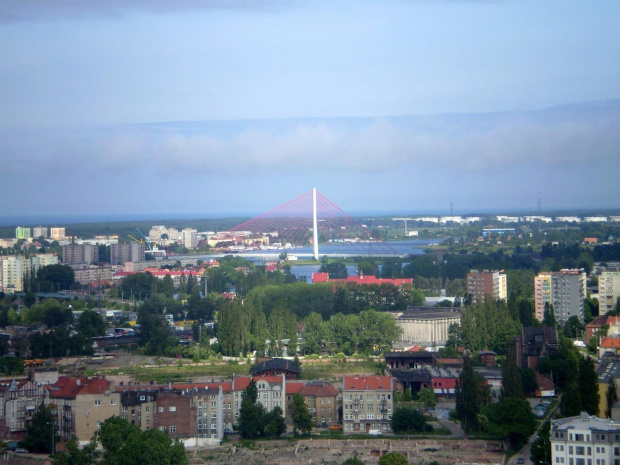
[342,376,393,433]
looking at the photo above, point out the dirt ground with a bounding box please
[187,438,506,465]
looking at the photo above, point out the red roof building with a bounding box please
[312,272,412,286]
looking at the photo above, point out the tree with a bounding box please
[342,457,365,465]
[377,452,408,465]
[605,378,618,418]
[51,438,98,465]
[530,420,551,465]
[96,416,187,465]
[391,406,432,433]
[563,316,585,339]
[0,356,24,375]
[579,355,600,415]
[78,310,107,339]
[543,302,557,327]
[319,261,348,279]
[236,379,264,439]
[20,404,55,453]
[521,367,538,396]
[416,388,437,411]
[264,406,286,438]
[291,393,313,434]
[303,312,327,354]
[455,356,488,433]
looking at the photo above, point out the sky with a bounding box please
[1,0,619,221]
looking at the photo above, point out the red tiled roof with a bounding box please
[300,383,338,397]
[286,382,304,395]
[600,337,620,348]
[343,376,392,391]
[49,377,111,399]
[312,273,412,286]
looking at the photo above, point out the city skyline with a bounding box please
[1,0,619,218]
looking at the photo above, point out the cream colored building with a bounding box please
[342,375,394,433]
[47,377,120,442]
[397,307,461,347]
[50,228,66,241]
[599,271,620,314]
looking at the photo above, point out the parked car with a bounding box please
[14,448,28,454]
[319,422,328,428]
[329,424,342,430]
[368,429,383,436]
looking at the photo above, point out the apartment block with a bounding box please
[71,265,112,285]
[535,270,587,323]
[46,376,121,442]
[32,226,48,239]
[0,256,29,292]
[15,227,31,240]
[466,269,508,303]
[63,244,99,265]
[110,243,145,265]
[0,379,47,441]
[551,413,620,465]
[342,375,393,433]
[50,228,66,241]
[30,253,58,270]
[599,271,620,314]
[182,228,198,249]
[231,375,286,431]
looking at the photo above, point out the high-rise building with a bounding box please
[30,253,58,270]
[466,270,508,303]
[182,228,198,249]
[50,227,66,241]
[110,243,145,265]
[1,257,29,292]
[534,269,586,323]
[15,227,31,240]
[33,226,48,239]
[599,271,620,314]
[62,244,99,265]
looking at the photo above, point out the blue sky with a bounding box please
[1,0,619,219]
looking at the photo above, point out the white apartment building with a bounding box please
[600,271,620,315]
[230,375,286,432]
[32,226,48,238]
[182,228,198,249]
[1,257,29,292]
[551,413,620,465]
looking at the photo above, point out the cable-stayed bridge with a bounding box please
[223,188,399,258]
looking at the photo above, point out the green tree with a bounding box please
[264,406,286,438]
[0,356,24,375]
[521,367,538,396]
[377,452,408,465]
[236,379,264,439]
[455,356,488,433]
[303,312,327,355]
[51,438,98,465]
[319,261,348,279]
[605,378,618,418]
[530,420,551,465]
[391,406,432,433]
[77,310,107,339]
[20,404,55,453]
[357,309,402,355]
[579,356,600,415]
[96,416,187,465]
[160,274,175,298]
[291,393,313,434]
[563,316,585,339]
[342,457,365,465]
[543,302,557,327]
[416,388,437,410]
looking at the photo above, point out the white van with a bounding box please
[368,429,382,436]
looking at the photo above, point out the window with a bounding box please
[159,407,164,413]
[211,401,216,408]
[170,426,176,433]
[122,406,127,412]
[146,406,150,413]
[110,399,116,405]
[159,426,166,432]
[94,400,101,406]
[140,396,146,401]
[169,406,177,412]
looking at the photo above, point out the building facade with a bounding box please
[32,227,48,239]
[110,243,145,265]
[551,413,620,465]
[50,228,66,241]
[466,270,508,303]
[63,244,99,265]
[397,307,462,347]
[342,376,393,433]
[600,271,620,315]
[535,270,587,323]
